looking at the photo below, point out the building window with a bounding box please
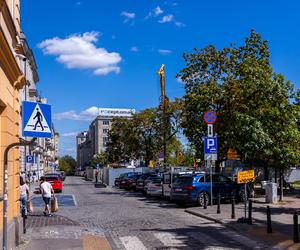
[103,120,109,125]
[103,129,109,134]
[103,137,109,143]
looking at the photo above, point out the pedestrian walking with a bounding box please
[95,169,99,183]
[19,176,29,218]
[40,176,55,216]
[33,171,36,182]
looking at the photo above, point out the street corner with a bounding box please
[82,234,112,250]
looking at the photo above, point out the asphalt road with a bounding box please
[57,176,272,250]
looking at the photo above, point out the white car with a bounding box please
[146,177,163,196]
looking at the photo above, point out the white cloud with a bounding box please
[121,11,136,24]
[121,11,135,19]
[158,14,185,28]
[158,14,174,23]
[54,106,99,121]
[175,21,185,28]
[146,6,164,19]
[131,46,139,52]
[176,77,184,83]
[61,132,79,137]
[54,107,135,121]
[38,32,121,76]
[154,6,163,16]
[158,49,172,55]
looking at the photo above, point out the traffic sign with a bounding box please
[203,111,217,124]
[237,170,255,184]
[204,154,217,161]
[26,155,34,164]
[227,148,239,160]
[22,101,52,138]
[204,137,218,154]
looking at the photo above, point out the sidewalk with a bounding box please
[185,196,300,250]
[17,181,112,250]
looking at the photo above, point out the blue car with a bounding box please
[171,173,248,207]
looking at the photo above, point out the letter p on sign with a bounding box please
[204,137,218,154]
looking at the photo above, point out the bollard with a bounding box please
[217,193,221,214]
[248,199,252,225]
[294,211,299,243]
[203,193,207,209]
[231,196,235,219]
[267,206,272,233]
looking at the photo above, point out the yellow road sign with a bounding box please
[227,148,239,160]
[237,170,255,184]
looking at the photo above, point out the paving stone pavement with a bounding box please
[18,176,278,250]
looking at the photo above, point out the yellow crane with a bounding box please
[157,64,167,166]
[157,64,165,108]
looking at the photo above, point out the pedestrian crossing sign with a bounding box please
[22,101,52,138]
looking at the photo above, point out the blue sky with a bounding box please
[21,0,300,157]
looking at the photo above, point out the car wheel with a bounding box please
[198,192,209,207]
[239,189,247,202]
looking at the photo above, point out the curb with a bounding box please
[184,208,253,233]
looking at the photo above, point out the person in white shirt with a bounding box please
[40,176,55,216]
[19,176,29,217]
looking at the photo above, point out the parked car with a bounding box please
[116,172,141,188]
[45,175,63,193]
[136,173,158,192]
[59,171,66,181]
[171,173,249,206]
[122,174,143,190]
[146,177,163,196]
[143,175,161,194]
[162,169,204,199]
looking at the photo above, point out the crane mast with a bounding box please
[157,64,167,167]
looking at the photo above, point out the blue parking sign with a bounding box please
[204,137,218,154]
[26,155,34,164]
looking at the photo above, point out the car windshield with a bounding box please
[152,178,162,184]
[45,177,59,181]
[174,176,193,185]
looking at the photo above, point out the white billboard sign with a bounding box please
[98,108,135,117]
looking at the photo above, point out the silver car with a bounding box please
[146,177,163,196]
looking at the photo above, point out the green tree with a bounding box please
[178,30,300,172]
[106,102,183,166]
[90,152,107,168]
[59,155,77,174]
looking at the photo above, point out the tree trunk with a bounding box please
[274,168,277,184]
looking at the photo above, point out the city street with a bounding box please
[22,177,274,250]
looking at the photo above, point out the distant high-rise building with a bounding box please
[76,108,135,168]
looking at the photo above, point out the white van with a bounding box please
[162,167,203,199]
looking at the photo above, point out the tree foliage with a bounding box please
[90,152,107,168]
[59,155,77,174]
[177,30,300,169]
[106,100,189,166]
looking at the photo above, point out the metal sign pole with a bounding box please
[3,138,36,250]
[210,160,213,206]
[244,183,247,219]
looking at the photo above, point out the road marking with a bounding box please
[187,231,219,245]
[220,230,272,249]
[82,234,112,250]
[154,232,187,249]
[120,236,147,250]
